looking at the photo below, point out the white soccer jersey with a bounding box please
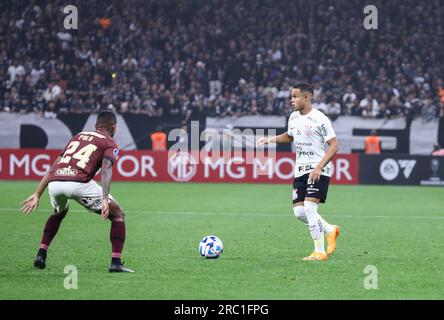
[287,108,336,178]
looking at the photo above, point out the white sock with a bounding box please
[299,202,334,234]
[304,201,325,254]
[317,214,334,235]
[293,206,308,225]
[293,206,333,233]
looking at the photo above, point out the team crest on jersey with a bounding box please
[292,188,298,200]
[113,148,119,159]
[304,124,313,136]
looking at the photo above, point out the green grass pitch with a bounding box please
[0,181,443,299]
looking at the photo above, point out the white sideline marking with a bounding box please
[1,208,443,220]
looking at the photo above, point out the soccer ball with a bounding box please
[199,235,224,259]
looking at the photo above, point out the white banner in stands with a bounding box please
[207,115,440,154]
[0,112,136,150]
[0,112,440,155]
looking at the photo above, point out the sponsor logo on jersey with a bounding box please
[290,126,302,135]
[55,166,78,177]
[113,148,119,159]
[297,151,315,156]
[295,142,312,146]
[297,165,330,174]
[81,197,102,210]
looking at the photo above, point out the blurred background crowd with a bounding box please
[1,0,443,123]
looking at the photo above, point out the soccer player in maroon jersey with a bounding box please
[20,110,134,272]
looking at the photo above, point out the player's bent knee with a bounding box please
[304,200,318,215]
[109,208,125,222]
[54,207,68,219]
[293,205,308,224]
[107,199,125,221]
[293,206,305,219]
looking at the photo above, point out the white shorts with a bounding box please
[48,180,115,213]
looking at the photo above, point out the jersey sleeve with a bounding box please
[319,117,336,143]
[103,139,119,165]
[287,116,293,137]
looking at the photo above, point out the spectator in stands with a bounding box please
[386,96,403,118]
[0,0,442,125]
[376,103,388,119]
[313,92,328,114]
[313,82,323,101]
[325,95,341,121]
[43,101,58,119]
[349,99,363,116]
[249,99,259,115]
[361,94,380,118]
[7,58,25,86]
[2,91,11,112]
[342,85,357,115]
[421,98,438,122]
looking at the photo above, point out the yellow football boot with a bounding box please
[326,225,340,256]
[302,251,328,261]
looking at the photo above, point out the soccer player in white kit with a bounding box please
[258,83,340,261]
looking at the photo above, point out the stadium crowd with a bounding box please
[1,0,444,123]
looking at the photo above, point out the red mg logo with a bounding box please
[167,152,197,182]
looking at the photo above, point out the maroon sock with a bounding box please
[110,221,126,259]
[40,212,66,250]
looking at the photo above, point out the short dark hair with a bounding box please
[292,83,314,95]
[96,110,117,126]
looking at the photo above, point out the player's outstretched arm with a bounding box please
[20,156,62,214]
[257,132,293,146]
[100,158,113,220]
[308,137,339,183]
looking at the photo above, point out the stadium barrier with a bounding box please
[0,149,442,185]
[359,154,444,186]
[0,149,358,184]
